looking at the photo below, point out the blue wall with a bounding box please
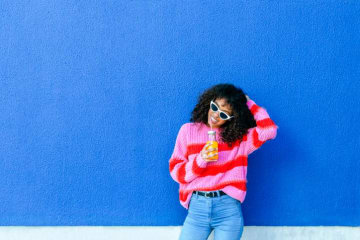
[1,1,359,226]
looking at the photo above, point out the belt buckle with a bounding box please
[205,192,212,198]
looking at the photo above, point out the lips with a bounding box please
[210,116,218,124]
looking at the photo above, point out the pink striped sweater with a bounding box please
[169,98,278,209]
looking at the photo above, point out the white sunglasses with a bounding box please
[210,101,234,120]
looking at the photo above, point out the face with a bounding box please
[207,98,233,128]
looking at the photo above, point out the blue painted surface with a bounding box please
[0,1,359,226]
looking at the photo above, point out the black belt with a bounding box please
[193,191,226,198]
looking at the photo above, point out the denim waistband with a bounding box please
[193,190,226,198]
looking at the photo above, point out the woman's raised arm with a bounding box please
[244,96,278,155]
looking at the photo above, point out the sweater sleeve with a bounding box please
[245,98,278,155]
[169,124,209,184]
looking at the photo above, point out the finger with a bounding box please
[208,153,218,158]
[206,148,218,154]
[207,147,218,152]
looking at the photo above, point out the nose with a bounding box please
[212,112,220,119]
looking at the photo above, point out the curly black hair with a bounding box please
[190,84,257,146]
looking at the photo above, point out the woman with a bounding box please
[169,84,278,240]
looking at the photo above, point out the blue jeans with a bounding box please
[179,192,244,240]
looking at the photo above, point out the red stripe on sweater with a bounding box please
[179,181,247,202]
[219,140,241,151]
[199,156,247,177]
[252,128,265,148]
[171,156,247,183]
[257,118,276,128]
[169,158,184,172]
[177,165,187,184]
[185,144,205,158]
[179,191,188,202]
[192,157,205,176]
[250,104,260,115]
[242,134,247,141]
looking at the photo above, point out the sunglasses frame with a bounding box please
[210,100,234,120]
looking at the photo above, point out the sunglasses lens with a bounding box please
[219,112,229,120]
[210,103,218,112]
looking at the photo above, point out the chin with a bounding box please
[208,120,220,128]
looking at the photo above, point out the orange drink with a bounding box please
[206,130,218,161]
